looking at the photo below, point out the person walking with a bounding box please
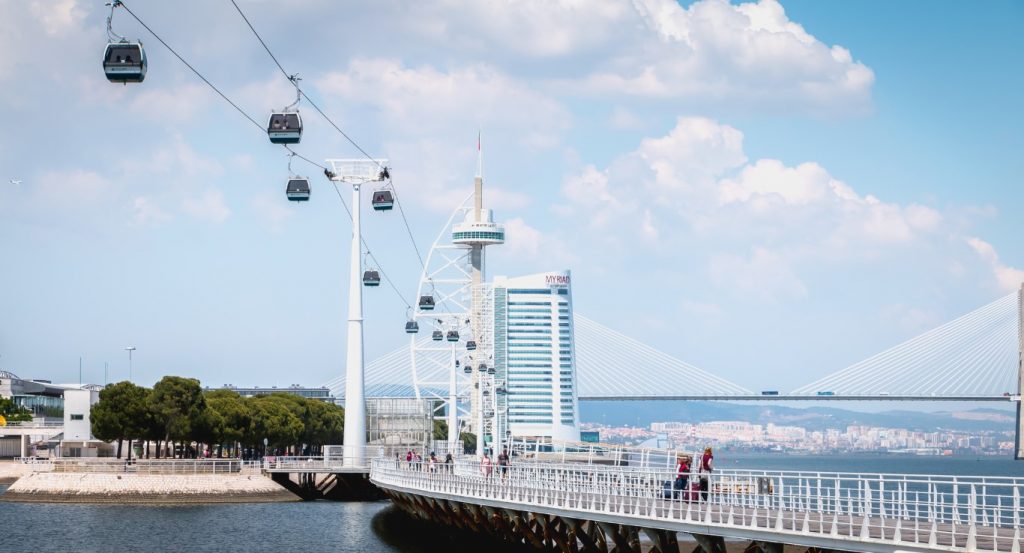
[698,447,714,501]
[480,452,493,477]
[497,449,510,479]
[674,454,690,500]
[444,452,454,472]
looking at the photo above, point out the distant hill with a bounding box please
[579,401,1016,433]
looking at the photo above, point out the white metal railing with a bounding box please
[370,458,1024,552]
[32,459,260,474]
[263,444,455,471]
[506,436,698,470]
[0,421,64,429]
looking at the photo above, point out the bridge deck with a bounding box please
[370,459,1024,553]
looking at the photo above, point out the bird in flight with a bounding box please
[9,179,22,185]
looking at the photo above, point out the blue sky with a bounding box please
[0,0,1021,401]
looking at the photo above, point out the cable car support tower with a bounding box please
[327,158,388,467]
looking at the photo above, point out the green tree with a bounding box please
[89,381,149,459]
[460,432,477,455]
[0,397,32,422]
[206,389,251,457]
[249,396,303,454]
[151,376,207,458]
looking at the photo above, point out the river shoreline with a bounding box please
[0,470,298,504]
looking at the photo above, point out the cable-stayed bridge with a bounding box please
[327,288,1024,456]
[327,290,1021,402]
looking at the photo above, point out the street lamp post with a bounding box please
[125,346,136,382]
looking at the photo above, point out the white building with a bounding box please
[492,270,580,442]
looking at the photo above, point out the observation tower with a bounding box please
[410,140,504,454]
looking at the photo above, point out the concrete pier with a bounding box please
[1,471,298,503]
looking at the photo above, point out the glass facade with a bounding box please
[493,271,579,441]
[452,230,505,241]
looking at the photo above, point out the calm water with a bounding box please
[1,456,1020,552]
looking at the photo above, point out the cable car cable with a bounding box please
[324,175,412,310]
[115,1,415,313]
[115,1,263,132]
[227,0,427,271]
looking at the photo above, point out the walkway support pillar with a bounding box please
[1016,283,1023,460]
[693,534,727,553]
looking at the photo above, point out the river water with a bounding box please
[1,455,1019,552]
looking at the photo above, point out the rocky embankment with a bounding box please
[0,471,299,503]
[0,460,33,484]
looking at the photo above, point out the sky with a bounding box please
[0,0,1021,401]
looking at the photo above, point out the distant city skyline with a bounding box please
[1,1,1021,405]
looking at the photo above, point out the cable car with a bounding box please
[103,41,147,84]
[495,387,506,395]
[267,112,302,144]
[482,390,490,396]
[446,330,459,342]
[405,320,419,334]
[487,366,496,375]
[463,366,472,375]
[418,295,435,311]
[465,340,477,351]
[371,190,394,211]
[362,270,380,287]
[285,178,310,201]
[432,330,443,341]
[478,364,487,373]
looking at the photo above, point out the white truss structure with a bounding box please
[406,194,495,440]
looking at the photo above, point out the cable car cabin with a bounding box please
[487,366,496,375]
[285,178,310,201]
[432,330,443,341]
[446,330,459,342]
[418,295,435,310]
[362,270,380,287]
[267,112,302,144]
[478,364,487,373]
[465,340,477,351]
[404,320,419,334]
[463,366,472,374]
[103,42,147,84]
[371,190,394,211]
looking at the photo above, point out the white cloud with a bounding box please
[709,247,808,301]
[317,58,570,148]
[503,217,576,265]
[417,0,630,58]
[131,196,171,226]
[966,237,1024,293]
[251,193,294,231]
[183,190,231,224]
[129,84,213,123]
[609,107,644,130]
[29,0,85,36]
[554,116,1021,305]
[572,0,874,114]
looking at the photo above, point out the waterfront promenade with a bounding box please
[370,457,1024,553]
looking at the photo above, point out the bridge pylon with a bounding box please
[1016,283,1023,460]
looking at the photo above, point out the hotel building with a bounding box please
[492,270,580,442]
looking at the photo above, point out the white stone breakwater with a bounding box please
[1,472,299,503]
